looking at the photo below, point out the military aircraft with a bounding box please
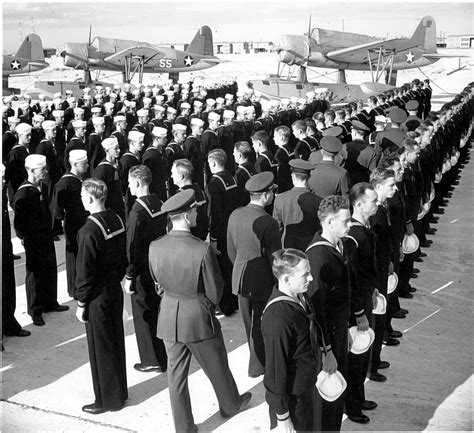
[59,25,224,84]
[3,33,49,93]
[248,16,467,103]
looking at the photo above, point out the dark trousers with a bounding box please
[85,285,128,409]
[398,252,415,296]
[370,266,388,373]
[269,387,316,432]
[64,222,81,297]
[216,236,238,314]
[316,303,349,432]
[164,329,241,433]
[239,295,266,377]
[131,274,167,367]
[23,234,58,318]
[2,238,22,335]
[346,294,373,416]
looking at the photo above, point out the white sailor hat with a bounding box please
[132,89,140,96]
[72,120,87,128]
[25,154,46,169]
[4,96,12,103]
[254,90,262,97]
[190,117,204,126]
[16,123,32,134]
[7,116,20,124]
[42,120,57,131]
[39,101,48,108]
[129,101,137,108]
[52,110,64,118]
[114,115,126,123]
[167,107,177,114]
[215,97,224,104]
[401,234,420,254]
[225,93,233,100]
[67,97,76,104]
[38,94,46,101]
[172,123,187,132]
[91,107,101,114]
[101,137,119,149]
[128,130,144,141]
[180,102,191,109]
[83,87,91,94]
[53,92,62,99]
[20,101,30,109]
[260,100,271,111]
[298,98,306,105]
[193,100,203,107]
[156,94,165,101]
[387,272,398,294]
[349,326,375,354]
[142,97,152,104]
[290,96,299,104]
[236,105,247,114]
[208,111,221,121]
[113,84,121,90]
[154,105,166,112]
[305,91,315,98]
[136,109,148,117]
[32,114,45,122]
[206,98,216,106]
[69,149,88,164]
[372,293,387,315]
[236,90,244,97]
[74,107,85,115]
[316,370,347,402]
[65,89,74,95]
[375,115,388,124]
[95,85,104,91]
[92,116,105,125]
[270,100,280,108]
[246,105,255,113]
[281,98,290,106]
[104,102,114,109]
[119,91,127,97]
[83,94,92,101]
[223,109,235,119]
[152,126,168,137]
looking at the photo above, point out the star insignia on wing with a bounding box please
[11,60,21,70]
[184,55,194,67]
[406,52,414,63]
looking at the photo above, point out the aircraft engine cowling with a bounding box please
[277,35,309,66]
[59,43,89,68]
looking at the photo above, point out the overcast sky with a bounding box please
[2,1,473,53]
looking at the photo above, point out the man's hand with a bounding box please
[406,222,414,235]
[276,418,296,433]
[388,261,394,275]
[322,350,338,374]
[210,240,221,255]
[124,278,134,294]
[356,314,369,331]
[76,305,88,323]
[372,289,379,309]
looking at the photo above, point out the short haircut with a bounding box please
[370,168,395,187]
[291,120,306,134]
[405,131,419,140]
[324,110,335,122]
[208,148,227,165]
[318,195,349,222]
[378,155,400,170]
[272,248,308,280]
[382,145,403,159]
[274,125,291,140]
[172,158,194,179]
[415,125,428,136]
[313,112,325,123]
[401,137,419,152]
[305,119,317,133]
[368,96,377,105]
[129,165,152,185]
[82,178,108,201]
[422,120,433,128]
[349,182,375,207]
[292,171,309,182]
[251,130,269,146]
[335,109,345,118]
[234,141,253,159]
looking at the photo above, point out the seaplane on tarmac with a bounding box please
[3,33,49,95]
[59,25,224,85]
[248,16,467,103]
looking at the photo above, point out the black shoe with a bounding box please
[369,372,387,382]
[398,293,414,299]
[82,403,107,415]
[433,208,445,214]
[33,317,45,326]
[413,268,420,273]
[411,273,418,278]
[383,337,400,346]
[429,216,439,224]
[377,361,391,369]
[409,287,417,293]
[420,241,432,248]
[220,392,252,418]
[133,363,166,373]
[414,257,424,263]
[53,235,60,241]
[399,308,409,314]
[390,330,403,338]
[45,305,70,313]
[362,400,377,410]
[392,310,407,318]
[425,228,437,235]
[4,329,31,337]
[13,254,21,260]
[347,413,370,424]
[419,252,427,257]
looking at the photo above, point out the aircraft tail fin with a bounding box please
[15,33,45,61]
[410,16,437,52]
[187,25,214,56]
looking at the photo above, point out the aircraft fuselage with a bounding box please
[2,55,48,77]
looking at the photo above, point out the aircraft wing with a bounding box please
[421,53,470,59]
[103,46,177,66]
[326,38,415,63]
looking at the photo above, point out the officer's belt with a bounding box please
[164,291,205,300]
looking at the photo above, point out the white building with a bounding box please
[446,34,474,48]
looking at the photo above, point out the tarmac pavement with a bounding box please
[2,147,473,432]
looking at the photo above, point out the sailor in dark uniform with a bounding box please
[125,166,168,372]
[273,125,295,193]
[206,149,240,316]
[13,155,69,326]
[306,195,352,432]
[171,159,209,241]
[183,118,205,188]
[227,172,281,377]
[2,116,20,164]
[6,122,30,203]
[87,116,106,171]
[149,189,251,433]
[143,126,168,202]
[111,115,128,157]
[273,159,322,251]
[92,137,125,220]
[64,120,87,169]
[51,149,89,297]
[165,123,187,196]
[75,178,128,415]
[233,141,256,207]
[252,130,278,178]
